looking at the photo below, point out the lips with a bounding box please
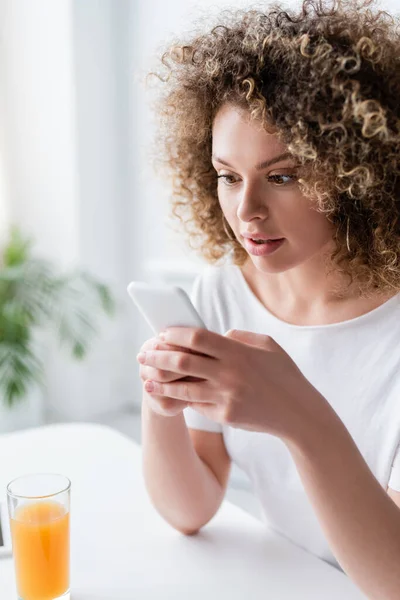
[252,237,283,243]
[243,237,285,256]
[242,232,283,242]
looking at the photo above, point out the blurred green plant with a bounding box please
[0,226,116,408]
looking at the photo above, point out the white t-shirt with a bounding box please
[183,263,400,569]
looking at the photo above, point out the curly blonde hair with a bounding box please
[150,0,400,297]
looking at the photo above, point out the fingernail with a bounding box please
[158,331,166,341]
[137,352,146,363]
[145,380,154,392]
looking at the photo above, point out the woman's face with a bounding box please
[212,104,335,274]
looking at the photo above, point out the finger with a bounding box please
[154,341,199,353]
[225,329,282,352]
[160,327,230,359]
[156,343,209,358]
[140,364,204,383]
[141,339,159,354]
[144,379,214,403]
[139,350,217,379]
[140,365,185,383]
[154,338,209,356]
[146,394,189,417]
[141,335,190,351]
[141,337,191,353]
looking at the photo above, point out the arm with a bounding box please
[140,326,400,597]
[141,395,231,535]
[286,418,400,600]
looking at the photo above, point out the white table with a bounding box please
[0,423,366,599]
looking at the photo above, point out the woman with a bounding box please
[137,1,400,597]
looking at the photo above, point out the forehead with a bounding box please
[212,104,287,157]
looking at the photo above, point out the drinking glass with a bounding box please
[7,473,71,600]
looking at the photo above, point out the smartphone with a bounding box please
[0,501,12,558]
[127,281,206,335]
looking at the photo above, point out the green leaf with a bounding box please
[74,271,116,315]
[72,341,86,360]
[94,282,115,315]
[0,226,116,404]
[2,226,33,267]
[0,341,44,408]
[4,380,25,408]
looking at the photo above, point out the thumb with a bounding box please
[225,329,283,351]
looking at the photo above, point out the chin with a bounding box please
[249,254,297,275]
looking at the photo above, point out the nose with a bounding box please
[236,182,269,223]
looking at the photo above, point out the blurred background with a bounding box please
[0,0,396,518]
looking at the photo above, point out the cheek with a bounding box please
[219,190,333,248]
[219,195,237,223]
[298,207,333,243]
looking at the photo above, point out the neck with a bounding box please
[243,246,355,312]
[241,247,398,326]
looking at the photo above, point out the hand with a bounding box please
[137,327,332,445]
[138,336,201,418]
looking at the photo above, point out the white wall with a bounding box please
[65,0,140,419]
[0,0,79,267]
[0,0,142,419]
[0,148,9,246]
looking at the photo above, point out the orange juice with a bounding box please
[10,500,70,600]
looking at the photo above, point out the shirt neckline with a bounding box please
[232,265,400,331]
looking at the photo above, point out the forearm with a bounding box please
[141,395,224,534]
[286,414,400,600]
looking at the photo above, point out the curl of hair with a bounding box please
[149,0,400,297]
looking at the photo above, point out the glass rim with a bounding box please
[6,473,71,500]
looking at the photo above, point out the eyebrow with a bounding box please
[211,151,295,171]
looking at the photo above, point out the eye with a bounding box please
[216,172,298,188]
[217,174,239,187]
[267,174,297,186]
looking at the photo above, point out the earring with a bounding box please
[222,216,236,242]
[346,217,351,253]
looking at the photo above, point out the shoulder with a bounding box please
[190,262,242,332]
[191,262,240,300]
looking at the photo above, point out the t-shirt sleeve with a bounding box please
[388,443,400,492]
[183,270,223,434]
[183,407,223,432]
